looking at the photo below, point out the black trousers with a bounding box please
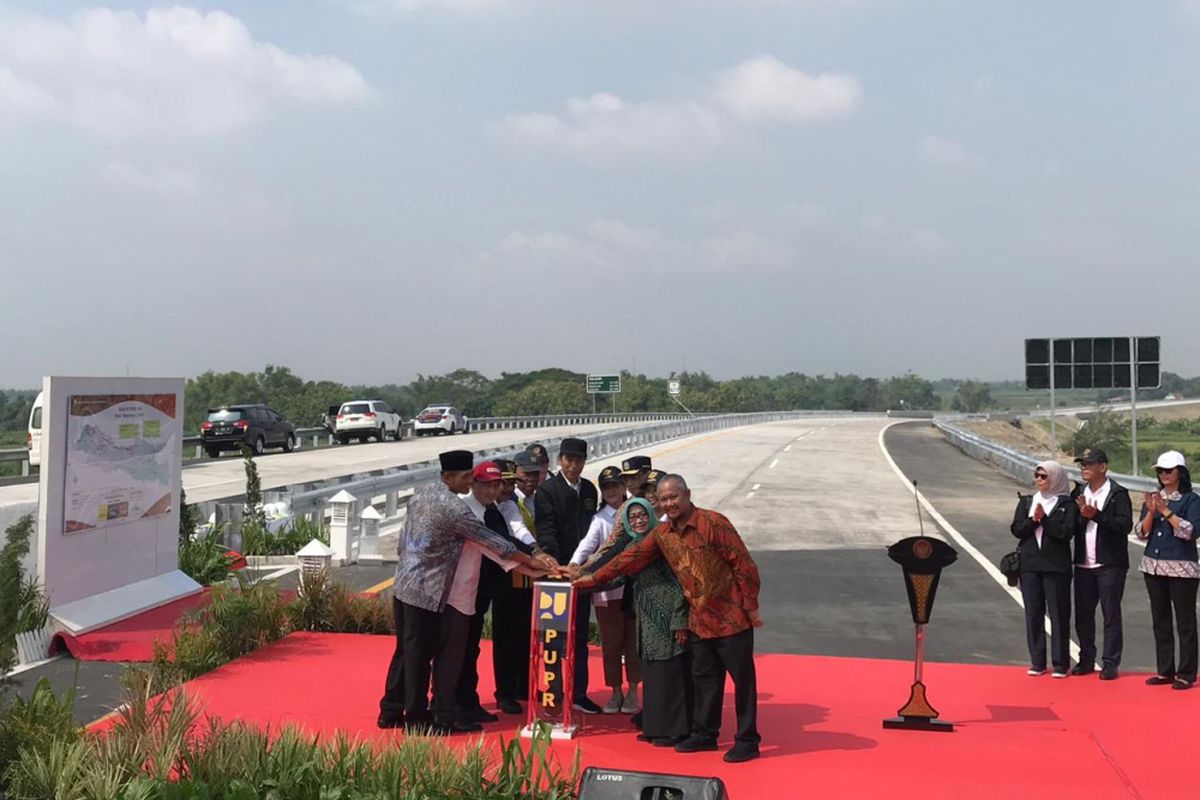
[379,598,407,718]
[1143,573,1199,682]
[397,601,442,724]
[1019,570,1072,672]
[641,653,692,740]
[690,628,759,746]
[456,594,493,713]
[434,607,473,723]
[492,589,533,703]
[573,592,592,702]
[1073,565,1126,668]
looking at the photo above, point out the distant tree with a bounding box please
[882,373,938,411]
[951,381,993,412]
[1067,407,1130,462]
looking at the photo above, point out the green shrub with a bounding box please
[242,517,329,557]
[2,683,581,800]
[148,577,288,693]
[329,583,393,635]
[178,533,235,587]
[0,675,81,792]
[0,514,35,683]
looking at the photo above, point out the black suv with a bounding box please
[200,404,296,458]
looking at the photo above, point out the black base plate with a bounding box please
[882,716,954,732]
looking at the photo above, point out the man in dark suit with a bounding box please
[1070,448,1132,680]
[534,436,601,713]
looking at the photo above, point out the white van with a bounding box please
[26,391,43,468]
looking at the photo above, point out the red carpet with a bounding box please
[121,632,1195,799]
[53,591,212,662]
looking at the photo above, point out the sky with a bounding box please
[2,0,1200,388]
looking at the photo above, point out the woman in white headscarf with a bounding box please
[1010,460,1082,677]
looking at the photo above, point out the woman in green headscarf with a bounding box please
[582,497,692,746]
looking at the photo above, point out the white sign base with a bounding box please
[51,569,201,635]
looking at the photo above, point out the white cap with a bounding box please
[1155,450,1187,470]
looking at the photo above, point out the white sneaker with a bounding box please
[620,685,639,714]
[603,689,623,714]
[1027,668,1046,676]
[1052,671,1069,679]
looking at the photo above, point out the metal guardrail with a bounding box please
[198,410,850,531]
[0,412,703,477]
[933,418,1158,493]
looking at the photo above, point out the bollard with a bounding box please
[359,506,383,564]
[328,489,359,566]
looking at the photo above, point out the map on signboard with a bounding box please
[64,394,178,535]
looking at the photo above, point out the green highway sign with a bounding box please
[587,374,621,394]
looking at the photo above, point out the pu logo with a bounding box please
[538,588,568,620]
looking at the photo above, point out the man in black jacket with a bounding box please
[1070,448,1133,680]
[534,436,601,713]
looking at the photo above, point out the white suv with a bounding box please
[335,401,404,444]
[413,405,469,436]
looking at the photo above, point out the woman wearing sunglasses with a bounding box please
[1137,450,1200,690]
[1011,460,1081,677]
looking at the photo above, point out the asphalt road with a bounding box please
[10,416,1165,724]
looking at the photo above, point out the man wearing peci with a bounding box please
[534,436,602,714]
[1070,448,1132,680]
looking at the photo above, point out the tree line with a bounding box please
[4,369,1196,437]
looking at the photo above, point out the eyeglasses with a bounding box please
[1156,467,1178,474]
[628,510,650,520]
[1033,473,1048,480]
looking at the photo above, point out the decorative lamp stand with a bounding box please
[883,535,958,733]
[522,581,580,740]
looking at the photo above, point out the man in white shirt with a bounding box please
[1070,448,1133,681]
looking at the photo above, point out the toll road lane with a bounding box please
[581,417,1034,665]
[883,421,1158,674]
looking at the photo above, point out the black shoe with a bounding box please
[448,719,484,733]
[572,697,603,715]
[1099,666,1119,681]
[463,707,499,723]
[651,735,688,747]
[674,735,718,753]
[631,711,643,729]
[1173,678,1194,691]
[377,713,404,729]
[636,732,654,742]
[723,743,760,763]
[496,698,523,715]
[1069,664,1094,676]
[1146,675,1175,686]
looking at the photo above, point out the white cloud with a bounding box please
[0,7,371,137]
[916,134,985,170]
[489,93,724,162]
[713,56,860,122]
[860,214,952,256]
[490,56,860,163]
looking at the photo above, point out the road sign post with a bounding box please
[586,374,620,414]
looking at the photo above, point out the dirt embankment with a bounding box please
[959,418,1077,466]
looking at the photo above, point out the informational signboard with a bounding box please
[523,581,579,739]
[64,394,177,534]
[37,376,199,634]
[586,374,621,394]
[1024,337,1161,390]
[667,380,681,397]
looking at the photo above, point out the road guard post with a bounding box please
[522,580,580,739]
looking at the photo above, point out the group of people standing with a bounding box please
[378,436,764,764]
[1012,447,1200,690]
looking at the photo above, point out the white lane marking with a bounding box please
[877,421,1086,668]
[784,445,793,452]
[769,459,779,469]
[746,491,757,500]
[261,565,298,582]
[752,483,761,491]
